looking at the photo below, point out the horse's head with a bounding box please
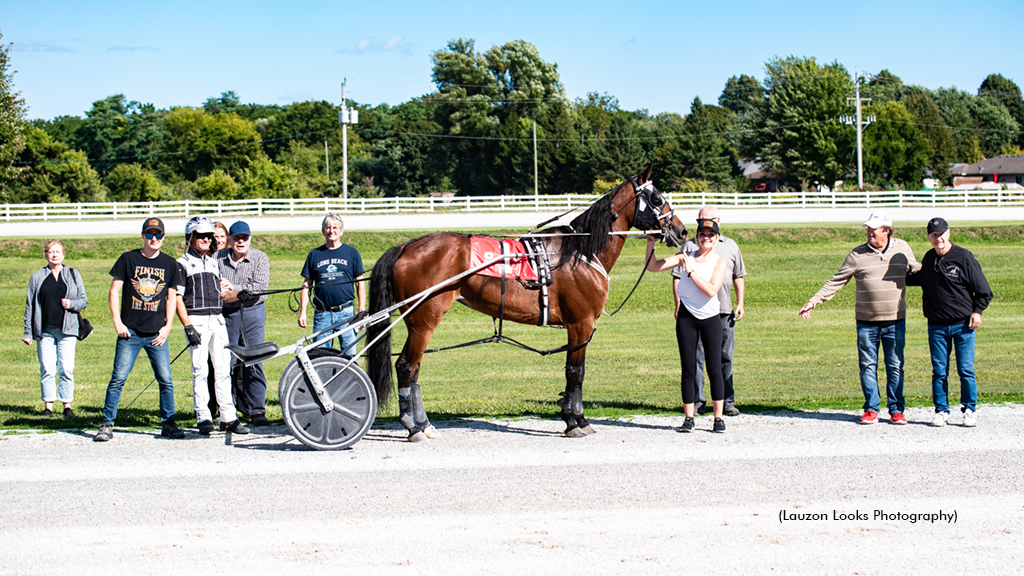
[622,164,687,247]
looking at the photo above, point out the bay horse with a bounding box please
[366,165,687,441]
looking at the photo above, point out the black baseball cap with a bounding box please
[142,217,165,234]
[927,217,949,234]
[696,218,720,235]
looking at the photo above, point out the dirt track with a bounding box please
[2,405,1023,575]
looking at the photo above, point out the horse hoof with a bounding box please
[408,431,429,443]
[564,427,587,438]
[422,425,440,439]
[579,425,596,435]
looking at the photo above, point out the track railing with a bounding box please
[3,190,1023,222]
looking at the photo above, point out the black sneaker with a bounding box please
[197,420,215,436]
[40,408,53,417]
[713,418,726,433]
[93,424,113,442]
[676,417,695,433]
[161,420,185,439]
[63,407,76,418]
[250,414,271,427]
[723,404,741,417]
[220,419,250,434]
[695,402,707,415]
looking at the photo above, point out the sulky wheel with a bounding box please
[279,355,377,450]
[277,348,347,399]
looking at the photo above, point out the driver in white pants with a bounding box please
[175,216,248,436]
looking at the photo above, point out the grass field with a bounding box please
[2,223,1022,431]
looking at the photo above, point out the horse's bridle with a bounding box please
[615,175,675,238]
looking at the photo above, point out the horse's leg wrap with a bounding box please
[409,382,432,431]
[397,386,422,436]
[558,363,586,435]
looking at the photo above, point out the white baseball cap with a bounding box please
[862,211,893,228]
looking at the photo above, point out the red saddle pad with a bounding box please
[469,236,539,282]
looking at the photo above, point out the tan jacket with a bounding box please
[808,238,920,322]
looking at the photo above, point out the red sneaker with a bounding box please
[859,411,879,425]
[890,412,908,425]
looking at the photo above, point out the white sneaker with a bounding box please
[931,412,948,427]
[963,408,977,427]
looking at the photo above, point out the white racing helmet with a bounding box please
[185,216,216,239]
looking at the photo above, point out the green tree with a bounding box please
[104,163,164,202]
[430,38,580,195]
[31,115,86,151]
[979,74,1024,146]
[258,100,346,161]
[935,88,1019,159]
[238,157,303,199]
[864,69,908,102]
[864,101,931,189]
[162,107,264,180]
[741,56,855,188]
[10,125,105,203]
[76,95,165,176]
[655,97,733,189]
[192,169,239,200]
[903,93,956,179]
[204,90,283,123]
[575,93,649,189]
[353,99,447,196]
[718,74,764,116]
[0,31,28,197]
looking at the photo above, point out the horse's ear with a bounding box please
[640,162,653,184]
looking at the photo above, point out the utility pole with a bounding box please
[841,71,875,190]
[338,80,358,200]
[533,120,538,197]
[341,80,348,200]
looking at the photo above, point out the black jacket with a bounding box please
[906,244,992,325]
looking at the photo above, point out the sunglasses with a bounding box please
[144,232,164,240]
[194,233,214,240]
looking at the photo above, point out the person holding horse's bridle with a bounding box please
[647,218,730,433]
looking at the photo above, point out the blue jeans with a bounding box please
[38,328,76,403]
[101,330,176,424]
[313,307,358,355]
[856,320,905,414]
[928,321,977,413]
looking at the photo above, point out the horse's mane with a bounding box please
[550,186,620,269]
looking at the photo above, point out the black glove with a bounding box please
[184,324,202,347]
[237,289,258,307]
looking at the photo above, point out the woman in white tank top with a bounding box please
[646,219,730,433]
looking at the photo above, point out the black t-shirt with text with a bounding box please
[109,250,183,334]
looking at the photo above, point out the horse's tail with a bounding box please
[367,243,405,408]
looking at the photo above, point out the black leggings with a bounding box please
[676,308,725,404]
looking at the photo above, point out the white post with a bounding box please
[533,120,538,198]
[855,75,864,190]
[341,80,348,200]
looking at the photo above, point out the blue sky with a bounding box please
[5,0,1021,121]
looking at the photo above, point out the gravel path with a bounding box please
[2,404,1023,575]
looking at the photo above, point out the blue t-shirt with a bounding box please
[301,243,364,308]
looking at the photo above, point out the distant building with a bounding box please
[949,155,1024,188]
[738,159,778,192]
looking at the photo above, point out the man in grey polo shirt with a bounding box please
[672,206,746,416]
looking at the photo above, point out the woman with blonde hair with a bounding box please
[23,239,88,417]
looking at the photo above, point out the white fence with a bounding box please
[3,190,1024,222]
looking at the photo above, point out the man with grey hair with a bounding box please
[299,213,366,354]
[672,206,746,416]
